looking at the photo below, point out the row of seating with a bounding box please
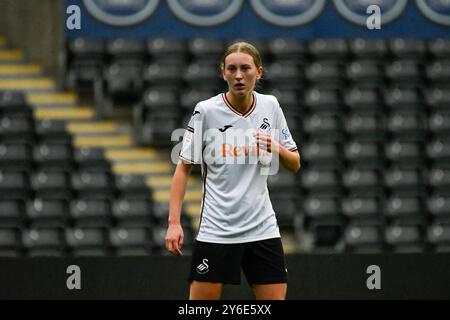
[0,225,194,257]
[67,37,450,61]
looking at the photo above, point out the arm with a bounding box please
[165,161,193,256]
[278,145,301,173]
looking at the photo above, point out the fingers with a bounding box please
[255,133,272,152]
[165,237,183,256]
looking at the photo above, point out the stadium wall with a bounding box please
[1,254,449,299]
[0,0,63,77]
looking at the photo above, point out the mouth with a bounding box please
[234,83,245,90]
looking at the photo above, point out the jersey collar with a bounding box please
[222,92,257,118]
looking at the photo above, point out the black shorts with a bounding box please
[188,238,288,285]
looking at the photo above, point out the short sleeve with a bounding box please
[179,104,205,164]
[274,100,298,152]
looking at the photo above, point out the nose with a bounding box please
[235,70,243,80]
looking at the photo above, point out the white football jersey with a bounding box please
[180,91,298,243]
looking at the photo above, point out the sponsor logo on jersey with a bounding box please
[250,0,326,27]
[282,128,291,139]
[333,0,407,27]
[167,0,244,27]
[416,0,450,26]
[259,118,271,131]
[218,125,233,132]
[83,0,159,26]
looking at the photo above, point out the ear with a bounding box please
[256,66,264,80]
[221,66,227,81]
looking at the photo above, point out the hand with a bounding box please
[254,132,279,154]
[165,223,184,256]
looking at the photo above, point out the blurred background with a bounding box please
[0,0,450,260]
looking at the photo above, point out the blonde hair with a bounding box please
[221,42,262,69]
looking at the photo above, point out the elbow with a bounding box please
[288,158,301,173]
[292,161,301,173]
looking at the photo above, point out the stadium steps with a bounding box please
[0,36,204,233]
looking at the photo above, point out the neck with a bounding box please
[226,91,254,114]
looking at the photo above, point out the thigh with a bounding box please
[242,238,288,285]
[188,240,244,285]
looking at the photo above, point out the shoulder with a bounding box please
[194,93,223,114]
[254,91,281,110]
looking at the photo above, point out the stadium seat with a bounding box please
[346,60,384,87]
[0,115,35,143]
[267,38,307,62]
[0,170,31,200]
[344,113,384,142]
[270,193,298,227]
[0,228,21,256]
[188,38,224,62]
[143,61,184,88]
[341,196,381,223]
[31,170,72,199]
[303,113,343,142]
[33,143,74,171]
[301,141,342,170]
[180,89,215,112]
[344,224,384,253]
[71,170,115,199]
[70,198,112,227]
[141,87,179,114]
[386,112,426,142]
[304,88,342,113]
[26,198,69,227]
[385,141,424,169]
[426,224,450,251]
[305,60,344,88]
[385,196,425,225]
[265,88,302,117]
[384,87,424,112]
[428,38,450,59]
[384,225,424,253]
[115,174,152,199]
[112,197,153,226]
[0,200,24,227]
[147,38,187,62]
[428,168,450,195]
[35,120,72,144]
[427,139,450,168]
[309,39,348,60]
[389,39,426,59]
[22,228,64,252]
[427,195,450,224]
[301,169,341,196]
[65,227,107,255]
[0,91,32,117]
[385,60,423,87]
[384,168,424,196]
[424,87,450,112]
[429,111,450,138]
[109,226,152,254]
[183,61,223,90]
[426,60,450,85]
[0,143,32,171]
[267,168,299,192]
[344,140,382,169]
[344,87,383,114]
[74,147,110,171]
[342,168,381,196]
[66,37,105,92]
[262,61,304,91]
[349,38,388,60]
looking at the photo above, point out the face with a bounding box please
[222,52,263,97]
